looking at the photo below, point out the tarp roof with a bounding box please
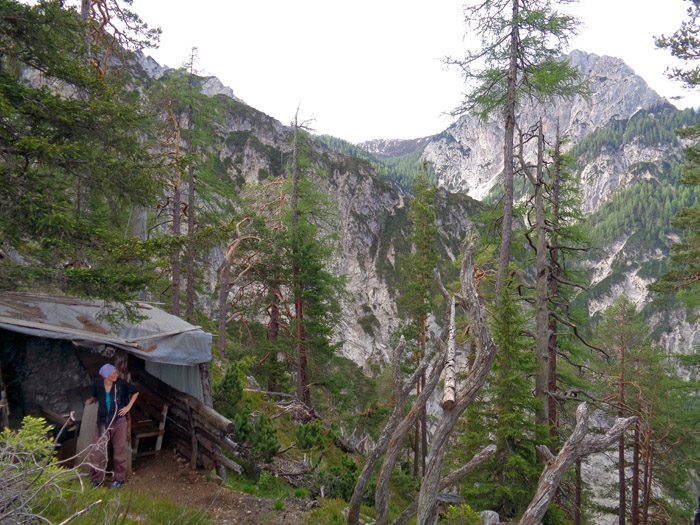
[0,292,212,366]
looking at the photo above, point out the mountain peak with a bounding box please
[420,49,666,200]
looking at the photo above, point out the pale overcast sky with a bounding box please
[129,0,700,143]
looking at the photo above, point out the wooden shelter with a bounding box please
[0,292,242,475]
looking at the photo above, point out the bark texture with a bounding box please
[518,403,636,525]
[345,339,441,524]
[391,445,497,525]
[415,222,500,524]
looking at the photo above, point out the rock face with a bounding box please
[122,48,700,524]
[200,76,243,103]
[421,50,665,206]
[359,136,434,159]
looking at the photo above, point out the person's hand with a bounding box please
[118,407,130,417]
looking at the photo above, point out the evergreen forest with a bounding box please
[2,1,700,524]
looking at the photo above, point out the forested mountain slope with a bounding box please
[350,51,700,358]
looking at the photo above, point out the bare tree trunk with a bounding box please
[532,121,549,426]
[373,350,446,525]
[574,459,582,525]
[199,363,213,407]
[295,297,309,406]
[415,224,499,524]
[631,422,640,525]
[217,261,229,356]
[216,220,258,357]
[80,0,90,20]
[346,340,441,524]
[0,364,9,431]
[290,112,309,407]
[413,379,420,479]
[440,293,457,410]
[618,308,627,525]
[518,404,636,525]
[641,425,653,525]
[420,319,428,476]
[548,128,562,438]
[496,0,520,294]
[269,284,281,340]
[167,101,182,317]
[185,50,197,322]
[391,445,497,525]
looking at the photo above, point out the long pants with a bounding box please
[89,416,127,482]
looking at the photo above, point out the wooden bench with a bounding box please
[130,388,169,457]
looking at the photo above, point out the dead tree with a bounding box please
[166,100,182,317]
[371,343,447,525]
[414,222,500,524]
[519,403,636,525]
[217,218,260,356]
[185,48,198,322]
[391,445,497,525]
[346,339,444,524]
[518,120,550,426]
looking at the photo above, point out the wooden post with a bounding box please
[185,399,198,470]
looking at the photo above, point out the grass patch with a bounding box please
[39,483,211,524]
[224,471,294,499]
[307,498,349,524]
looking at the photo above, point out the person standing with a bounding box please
[85,363,139,488]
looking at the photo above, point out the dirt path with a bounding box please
[126,450,312,524]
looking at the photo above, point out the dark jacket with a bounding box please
[91,378,138,426]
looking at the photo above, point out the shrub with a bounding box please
[213,364,244,420]
[295,420,332,451]
[0,416,79,523]
[240,413,280,480]
[442,504,481,525]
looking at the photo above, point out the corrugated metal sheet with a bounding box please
[0,292,212,366]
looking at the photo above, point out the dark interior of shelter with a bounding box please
[0,329,169,463]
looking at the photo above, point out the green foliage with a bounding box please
[231,400,253,444]
[239,413,280,480]
[314,134,436,191]
[307,498,349,524]
[576,104,700,305]
[295,420,333,451]
[442,503,481,525]
[649,124,700,299]
[313,456,364,503]
[454,278,547,521]
[571,103,698,159]
[649,7,700,303]
[250,414,280,463]
[655,0,700,86]
[452,0,586,120]
[0,0,165,306]
[0,416,76,523]
[213,364,244,421]
[591,297,700,520]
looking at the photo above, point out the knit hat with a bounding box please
[99,363,116,378]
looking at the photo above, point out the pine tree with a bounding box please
[592,297,700,523]
[456,276,546,521]
[0,0,163,314]
[652,2,700,301]
[397,162,439,477]
[449,0,586,292]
